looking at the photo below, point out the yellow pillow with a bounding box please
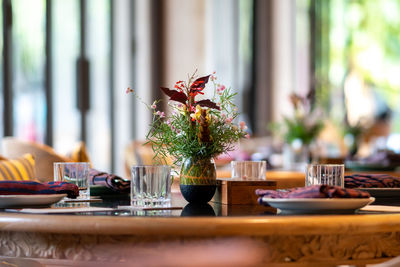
[68,142,91,163]
[0,154,36,181]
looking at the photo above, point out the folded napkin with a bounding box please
[89,169,130,194]
[345,174,400,188]
[357,150,400,166]
[0,181,79,198]
[256,185,370,204]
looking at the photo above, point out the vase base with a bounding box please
[181,203,215,216]
[180,184,216,204]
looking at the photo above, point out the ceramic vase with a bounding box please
[179,156,216,204]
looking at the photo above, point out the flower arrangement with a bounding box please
[127,71,249,165]
[273,91,324,146]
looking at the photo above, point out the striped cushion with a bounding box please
[0,154,36,181]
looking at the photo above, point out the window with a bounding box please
[1,0,135,174]
[312,0,400,133]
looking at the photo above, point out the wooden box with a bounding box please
[212,178,276,205]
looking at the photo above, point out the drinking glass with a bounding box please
[54,162,90,199]
[231,161,267,180]
[131,165,172,207]
[306,164,344,187]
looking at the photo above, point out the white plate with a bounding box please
[0,194,67,208]
[262,197,375,214]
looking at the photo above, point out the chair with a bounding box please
[1,137,71,182]
[124,141,173,177]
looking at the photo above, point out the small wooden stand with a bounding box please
[212,178,277,205]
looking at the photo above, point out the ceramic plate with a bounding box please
[262,197,375,214]
[0,194,67,208]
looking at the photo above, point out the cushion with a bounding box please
[0,154,36,181]
[1,137,71,182]
[124,141,173,177]
[1,138,94,182]
[67,141,92,165]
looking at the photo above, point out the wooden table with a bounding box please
[0,193,400,266]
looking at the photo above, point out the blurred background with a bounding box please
[1,0,400,176]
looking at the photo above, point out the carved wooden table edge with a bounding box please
[1,212,400,265]
[1,212,400,236]
[0,230,398,266]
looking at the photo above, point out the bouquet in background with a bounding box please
[272,91,324,146]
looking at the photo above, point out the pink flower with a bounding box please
[156,111,165,118]
[245,134,250,139]
[239,121,247,130]
[166,119,171,125]
[225,117,233,124]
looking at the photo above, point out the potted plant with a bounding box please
[128,71,249,203]
[272,91,324,170]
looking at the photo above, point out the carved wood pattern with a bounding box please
[262,232,400,263]
[1,231,400,264]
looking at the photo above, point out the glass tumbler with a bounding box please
[131,165,172,207]
[231,161,267,180]
[54,162,90,199]
[306,164,345,187]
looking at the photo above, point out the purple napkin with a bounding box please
[0,181,79,199]
[345,174,400,188]
[89,169,130,194]
[256,185,370,205]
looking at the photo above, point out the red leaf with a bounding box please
[190,75,210,90]
[160,87,187,104]
[196,99,220,110]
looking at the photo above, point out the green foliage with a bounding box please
[316,0,400,131]
[141,73,248,165]
[272,92,324,145]
[283,116,324,145]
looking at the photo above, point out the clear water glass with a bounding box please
[54,162,90,199]
[131,165,172,207]
[306,164,344,187]
[231,161,267,180]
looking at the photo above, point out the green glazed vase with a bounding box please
[179,156,217,204]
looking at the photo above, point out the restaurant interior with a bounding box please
[1,0,400,266]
